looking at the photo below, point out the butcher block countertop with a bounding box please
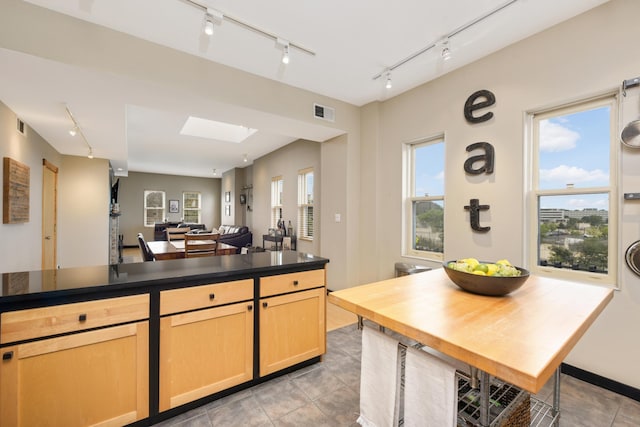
[328,268,613,393]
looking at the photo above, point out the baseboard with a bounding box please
[562,363,640,402]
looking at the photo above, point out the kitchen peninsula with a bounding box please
[0,251,328,427]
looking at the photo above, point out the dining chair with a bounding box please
[184,232,218,258]
[137,233,155,262]
[166,227,189,241]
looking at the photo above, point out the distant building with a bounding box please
[540,208,608,223]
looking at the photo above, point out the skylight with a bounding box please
[180,116,257,143]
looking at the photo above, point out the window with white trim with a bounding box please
[298,168,314,240]
[271,176,283,228]
[182,191,201,223]
[405,137,445,260]
[528,94,617,286]
[143,190,165,227]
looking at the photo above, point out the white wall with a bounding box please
[361,0,640,388]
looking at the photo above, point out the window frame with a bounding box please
[271,176,283,228]
[526,93,619,287]
[297,168,314,240]
[182,191,202,224]
[404,135,445,261]
[143,190,166,228]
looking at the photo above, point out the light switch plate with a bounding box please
[334,213,341,222]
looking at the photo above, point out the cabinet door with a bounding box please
[260,287,325,376]
[159,301,254,411]
[0,322,149,427]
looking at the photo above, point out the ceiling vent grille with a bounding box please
[313,103,335,122]
[16,118,26,136]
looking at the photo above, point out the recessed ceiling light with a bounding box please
[180,116,257,143]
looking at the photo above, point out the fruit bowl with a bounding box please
[442,261,530,296]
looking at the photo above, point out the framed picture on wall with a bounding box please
[225,191,231,203]
[169,199,179,213]
[225,205,231,216]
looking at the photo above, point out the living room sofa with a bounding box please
[216,225,253,253]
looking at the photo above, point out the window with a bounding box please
[298,168,314,240]
[183,191,201,223]
[271,176,283,228]
[405,137,445,259]
[528,94,617,286]
[143,190,165,227]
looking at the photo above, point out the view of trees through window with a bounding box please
[539,198,609,272]
[144,190,165,227]
[533,96,615,278]
[414,201,444,252]
[408,138,444,258]
[183,191,201,223]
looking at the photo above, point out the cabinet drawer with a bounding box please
[160,279,253,315]
[0,294,149,344]
[260,269,325,298]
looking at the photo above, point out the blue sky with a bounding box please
[539,105,610,210]
[413,105,611,211]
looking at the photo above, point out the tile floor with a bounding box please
[151,322,640,427]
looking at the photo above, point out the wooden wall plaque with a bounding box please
[3,157,30,224]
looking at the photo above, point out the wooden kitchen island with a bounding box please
[329,268,613,426]
[0,251,328,427]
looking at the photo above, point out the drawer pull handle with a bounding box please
[293,280,299,286]
[263,302,268,308]
[78,314,87,322]
[248,304,253,311]
[2,351,13,361]
[209,293,215,300]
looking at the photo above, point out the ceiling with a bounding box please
[0,0,609,177]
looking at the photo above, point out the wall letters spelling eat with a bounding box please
[463,90,495,232]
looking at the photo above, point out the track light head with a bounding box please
[87,148,94,159]
[203,8,223,36]
[276,38,291,65]
[243,153,248,163]
[441,40,452,61]
[69,126,77,136]
[204,16,214,35]
[385,71,392,89]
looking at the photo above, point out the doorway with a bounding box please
[42,159,58,270]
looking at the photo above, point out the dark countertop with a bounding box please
[0,251,329,307]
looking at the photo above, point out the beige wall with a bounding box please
[1,0,639,391]
[57,155,110,268]
[252,139,322,256]
[0,100,61,273]
[1,100,111,271]
[118,171,221,245]
[364,0,640,388]
[221,167,248,227]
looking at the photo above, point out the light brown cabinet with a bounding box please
[159,279,254,411]
[0,295,149,427]
[259,270,326,377]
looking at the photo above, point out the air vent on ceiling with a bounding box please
[16,118,26,136]
[313,103,335,122]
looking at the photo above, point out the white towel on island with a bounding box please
[403,345,457,427]
[357,326,402,427]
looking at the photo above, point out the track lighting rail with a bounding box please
[372,0,520,81]
[181,0,315,57]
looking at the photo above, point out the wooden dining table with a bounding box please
[147,240,238,260]
[328,268,613,426]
